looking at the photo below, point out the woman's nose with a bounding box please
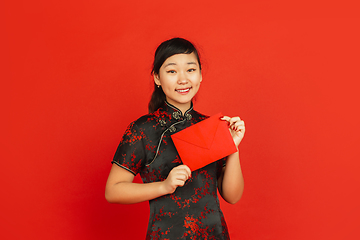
[177,72,188,84]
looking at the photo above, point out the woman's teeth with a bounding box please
[176,88,190,93]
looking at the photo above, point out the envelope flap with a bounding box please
[171,113,222,149]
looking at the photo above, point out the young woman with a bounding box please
[105,38,245,239]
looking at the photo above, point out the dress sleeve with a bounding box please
[111,121,147,175]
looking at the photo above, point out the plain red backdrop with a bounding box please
[2,0,360,239]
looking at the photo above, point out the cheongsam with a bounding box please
[112,101,230,240]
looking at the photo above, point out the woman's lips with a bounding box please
[175,87,191,93]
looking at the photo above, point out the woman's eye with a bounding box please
[188,68,196,72]
[167,70,176,73]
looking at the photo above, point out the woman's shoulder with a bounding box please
[191,109,209,121]
[129,112,158,128]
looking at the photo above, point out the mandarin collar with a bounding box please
[162,100,193,121]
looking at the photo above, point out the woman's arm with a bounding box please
[218,150,244,204]
[218,116,246,204]
[105,164,191,204]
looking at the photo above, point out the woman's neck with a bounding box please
[165,100,192,115]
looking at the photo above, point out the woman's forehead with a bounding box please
[162,53,198,67]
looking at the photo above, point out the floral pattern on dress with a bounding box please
[112,101,229,240]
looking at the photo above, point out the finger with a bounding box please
[231,119,244,126]
[173,169,189,177]
[221,116,231,122]
[231,121,245,130]
[229,121,240,131]
[173,165,192,178]
[229,117,241,126]
[234,120,245,125]
[182,165,192,176]
[175,179,186,187]
[236,126,245,135]
[222,116,242,131]
[176,165,191,178]
[235,126,245,133]
[174,175,188,183]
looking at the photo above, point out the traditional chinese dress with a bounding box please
[112,101,230,240]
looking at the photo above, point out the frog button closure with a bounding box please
[159,119,167,127]
[185,113,192,121]
[169,125,176,133]
[172,111,181,120]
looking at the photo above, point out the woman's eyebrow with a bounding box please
[164,62,176,67]
[164,62,198,68]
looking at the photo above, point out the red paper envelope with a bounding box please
[171,113,237,171]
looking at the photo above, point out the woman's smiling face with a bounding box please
[154,52,202,113]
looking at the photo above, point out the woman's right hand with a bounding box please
[105,164,191,204]
[162,165,192,194]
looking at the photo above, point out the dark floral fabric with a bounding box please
[112,101,229,240]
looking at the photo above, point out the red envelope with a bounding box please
[171,113,237,171]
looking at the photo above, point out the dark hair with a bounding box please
[148,38,201,113]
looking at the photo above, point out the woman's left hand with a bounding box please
[221,116,245,147]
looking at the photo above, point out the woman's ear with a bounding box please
[154,74,161,86]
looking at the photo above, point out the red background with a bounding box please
[2,1,360,239]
